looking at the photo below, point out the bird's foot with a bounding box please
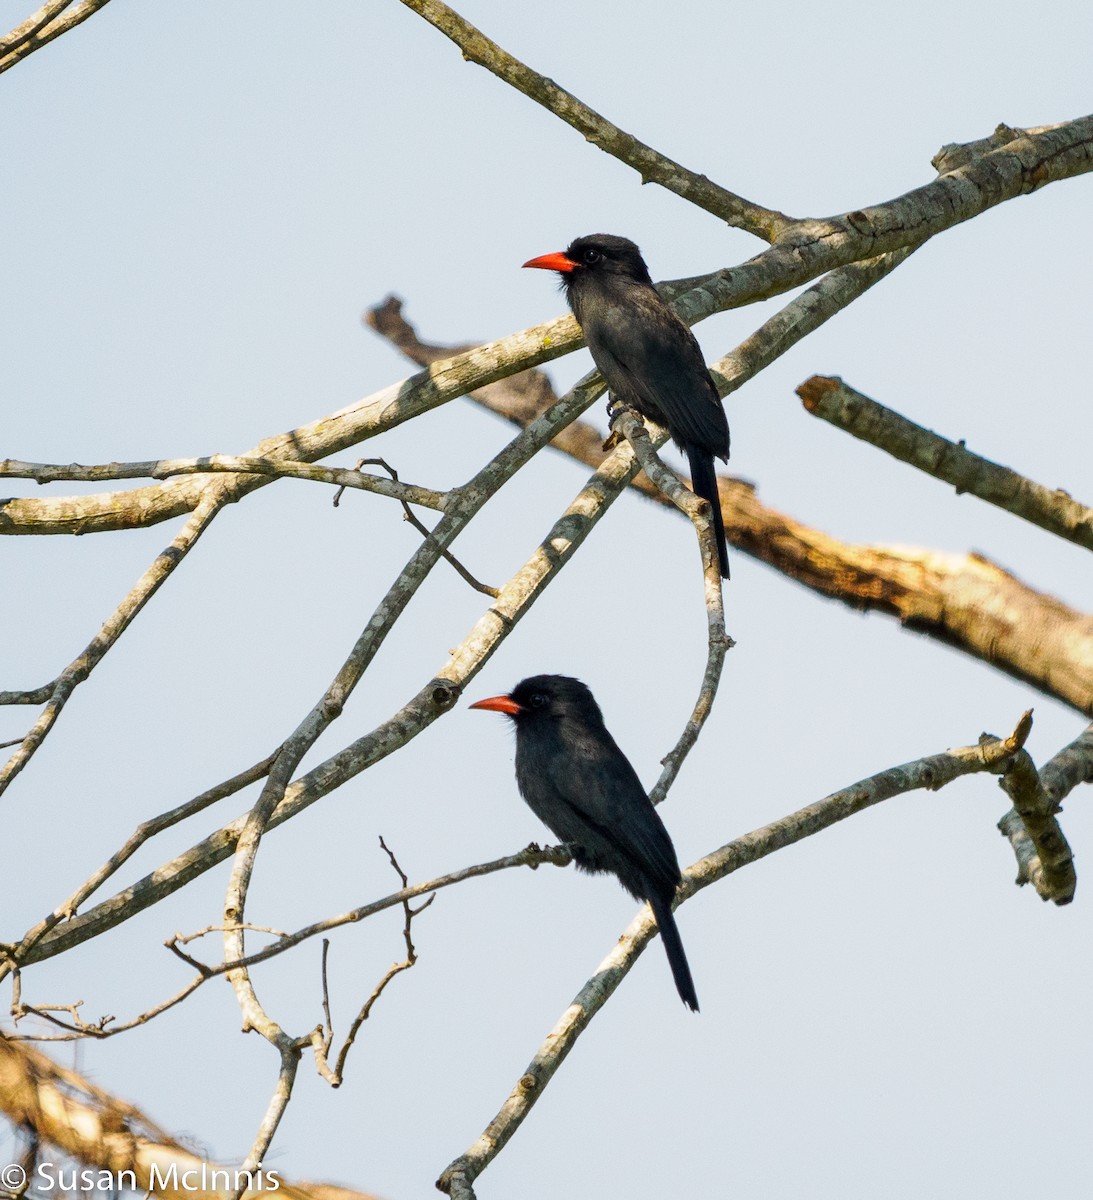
[604,398,641,450]
[605,396,639,422]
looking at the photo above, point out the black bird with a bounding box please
[523,234,731,578]
[470,673,699,1011]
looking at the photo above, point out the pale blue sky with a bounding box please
[2,3,1091,1198]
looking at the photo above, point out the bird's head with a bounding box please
[469,673,604,727]
[522,234,653,287]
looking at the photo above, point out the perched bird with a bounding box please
[523,233,731,578]
[470,673,698,1011]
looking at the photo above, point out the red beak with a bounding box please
[469,693,523,716]
[522,251,578,274]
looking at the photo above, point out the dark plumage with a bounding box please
[523,234,731,578]
[470,673,698,1011]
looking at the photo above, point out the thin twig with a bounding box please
[339,458,497,596]
[173,922,291,949]
[7,844,568,1043]
[317,837,434,1085]
[316,939,335,1072]
[608,408,732,803]
[0,754,275,985]
[7,976,207,1041]
[199,842,563,977]
[0,454,449,510]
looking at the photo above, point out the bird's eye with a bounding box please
[582,248,602,265]
[529,693,547,709]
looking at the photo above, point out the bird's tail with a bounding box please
[685,448,730,579]
[648,889,699,1012]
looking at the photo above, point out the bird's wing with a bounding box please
[588,289,729,457]
[558,727,682,898]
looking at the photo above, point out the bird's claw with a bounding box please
[605,398,640,451]
[606,396,637,423]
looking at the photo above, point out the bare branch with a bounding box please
[12,999,113,1037]
[0,1033,377,1200]
[400,11,1092,266]
[712,249,914,393]
[0,755,274,984]
[0,0,112,75]
[4,844,568,1044]
[0,0,74,55]
[0,492,224,795]
[220,759,309,1196]
[734,115,1093,283]
[337,458,497,595]
[798,376,1093,550]
[214,368,614,1042]
[12,400,655,964]
[608,407,732,803]
[931,120,1075,174]
[0,454,449,511]
[9,110,1090,542]
[370,302,1093,718]
[400,5,1093,288]
[314,837,432,1086]
[397,0,792,241]
[0,313,584,536]
[235,1048,302,1186]
[1040,723,1093,802]
[181,844,567,980]
[997,722,1091,903]
[8,976,208,1041]
[437,712,1032,1194]
[219,643,342,1174]
[661,118,1093,337]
